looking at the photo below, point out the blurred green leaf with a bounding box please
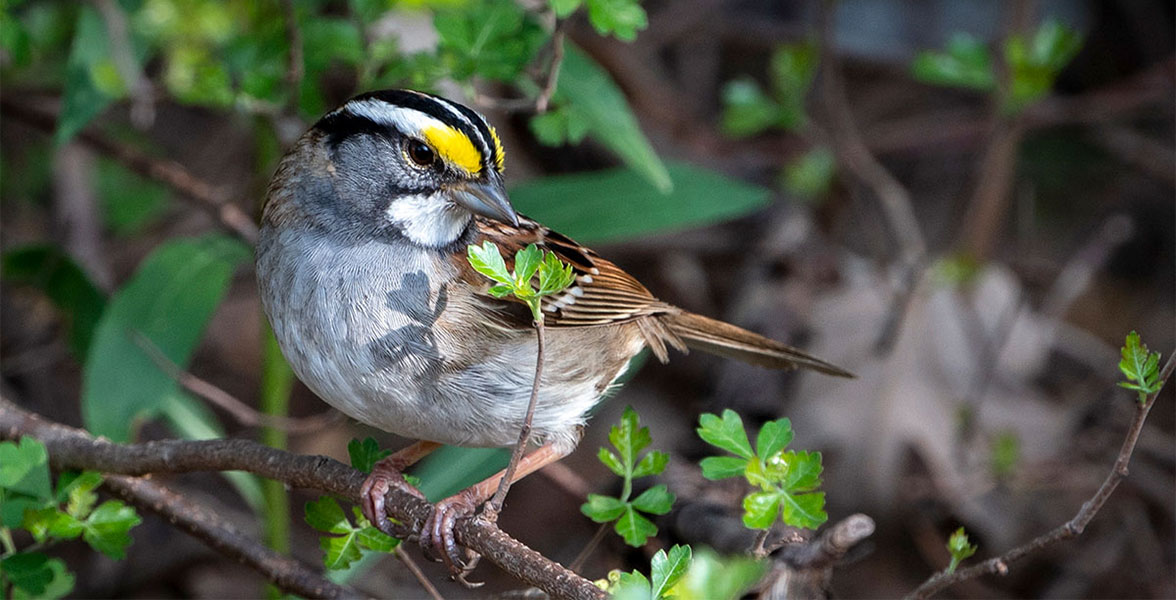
[911,33,996,91]
[8,554,74,600]
[435,0,544,81]
[530,105,591,146]
[2,245,106,356]
[57,6,116,145]
[510,162,770,245]
[1004,20,1082,111]
[585,0,647,42]
[355,525,399,553]
[672,547,765,600]
[1,553,55,597]
[0,438,52,501]
[96,158,172,236]
[82,235,250,442]
[769,42,817,130]
[1,7,33,66]
[549,0,582,19]
[720,78,781,138]
[553,44,672,192]
[782,147,836,201]
[81,499,141,559]
[946,527,978,573]
[305,497,351,535]
[412,446,508,502]
[990,430,1020,478]
[631,449,669,478]
[598,448,625,476]
[513,244,542,286]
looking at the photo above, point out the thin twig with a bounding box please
[907,350,1176,599]
[486,320,546,517]
[397,546,446,600]
[568,523,609,573]
[0,99,259,244]
[0,396,606,600]
[476,22,566,114]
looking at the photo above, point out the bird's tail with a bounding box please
[661,311,853,377]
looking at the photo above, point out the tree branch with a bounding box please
[907,350,1176,599]
[0,396,605,600]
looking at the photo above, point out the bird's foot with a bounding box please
[421,489,484,586]
[360,458,425,539]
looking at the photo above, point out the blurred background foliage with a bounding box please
[1,0,1173,597]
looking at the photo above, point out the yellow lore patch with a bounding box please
[422,125,483,175]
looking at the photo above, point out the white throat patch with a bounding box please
[385,192,471,247]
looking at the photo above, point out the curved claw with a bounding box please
[420,491,484,583]
[360,461,424,538]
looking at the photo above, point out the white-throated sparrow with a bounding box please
[257,89,851,575]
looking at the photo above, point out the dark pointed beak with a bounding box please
[449,178,518,226]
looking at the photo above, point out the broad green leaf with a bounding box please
[699,456,747,480]
[585,0,647,41]
[697,410,754,459]
[553,45,671,192]
[305,497,352,534]
[778,490,826,530]
[321,531,364,570]
[632,450,669,478]
[412,445,509,502]
[513,244,542,287]
[721,78,780,138]
[9,555,73,600]
[1118,330,1162,403]
[650,544,692,600]
[0,438,52,500]
[1,553,54,596]
[510,162,770,245]
[467,241,512,284]
[81,235,250,442]
[2,245,106,357]
[741,490,780,530]
[348,437,391,474]
[56,7,115,145]
[598,448,625,476]
[755,418,794,459]
[82,499,141,559]
[356,526,399,553]
[911,33,995,91]
[631,484,674,515]
[581,493,627,522]
[615,505,658,547]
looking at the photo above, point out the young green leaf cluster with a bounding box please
[304,497,399,570]
[550,0,648,42]
[720,42,818,137]
[467,241,576,323]
[602,545,765,600]
[697,409,827,530]
[1118,331,1163,404]
[581,407,675,547]
[1,438,142,598]
[946,527,978,574]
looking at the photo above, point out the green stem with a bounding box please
[260,319,294,598]
[0,527,16,555]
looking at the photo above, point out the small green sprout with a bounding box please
[1118,331,1162,404]
[697,409,827,530]
[946,527,978,574]
[467,241,576,323]
[304,497,399,570]
[581,407,674,547]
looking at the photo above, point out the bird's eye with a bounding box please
[406,140,436,167]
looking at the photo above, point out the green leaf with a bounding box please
[741,490,781,530]
[584,0,647,42]
[0,438,52,500]
[755,418,794,459]
[597,448,626,477]
[611,569,652,600]
[56,470,103,509]
[509,162,771,245]
[721,78,781,137]
[649,544,691,600]
[699,456,748,480]
[434,0,545,81]
[775,450,823,492]
[673,547,765,600]
[9,555,74,600]
[697,410,754,459]
[990,430,1020,478]
[1118,330,1162,403]
[581,493,627,522]
[615,505,658,547]
[632,450,669,478]
[609,406,650,471]
[911,33,996,91]
[467,241,513,284]
[305,497,352,534]
[1,553,54,596]
[631,484,674,515]
[553,45,671,192]
[0,9,32,67]
[513,244,542,287]
[488,284,514,298]
[537,251,575,296]
[778,490,826,530]
[529,105,591,146]
[1004,20,1082,111]
[0,494,41,529]
[946,527,978,574]
[56,7,115,145]
[356,526,399,553]
[321,530,364,570]
[2,245,107,357]
[81,235,251,442]
[348,437,391,474]
[82,499,141,559]
[769,42,818,130]
[782,147,836,201]
[96,158,173,236]
[549,0,583,18]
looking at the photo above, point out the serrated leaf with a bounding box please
[321,531,364,570]
[632,450,669,478]
[610,406,651,469]
[697,410,754,459]
[598,448,626,476]
[755,418,794,459]
[778,490,826,530]
[56,470,103,509]
[585,0,647,42]
[305,497,352,534]
[615,506,658,547]
[356,526,400,553]
[82,500,141,558]
[537,251,575,296]
[742,490,781,530]
[82,235,250,442]
[581,493,627,522]
[1119,330,1162,403]
[514,244,542,287]
[467,241,513,284]
[2,245,107,357]
[0,438,52,500]
[631,485,674,515]
[775,450,823,492]
[700,456,748,480]
[650,544,691,599]
[23,507,82,542]
[347,437,391,474]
